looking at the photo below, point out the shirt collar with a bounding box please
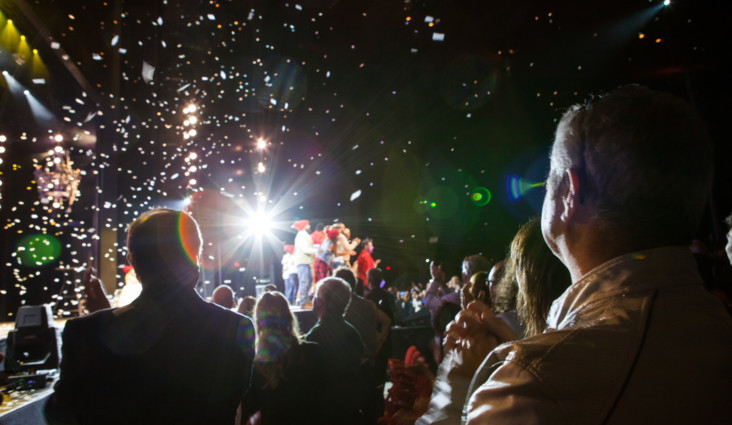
[545,246,701,330]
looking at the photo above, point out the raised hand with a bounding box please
[83,266,111,313]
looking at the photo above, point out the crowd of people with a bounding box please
[44,86,732,425]
[281,220,379,308]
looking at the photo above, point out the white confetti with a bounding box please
[350,190,362,201]
[141,61,155,83]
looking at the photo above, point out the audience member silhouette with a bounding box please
[212,284,235,309]
[306,278,365,425]
[45,208,255,425]
[240,291,327,425]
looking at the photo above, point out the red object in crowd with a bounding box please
[283,244,295,254]
[326,228,340,240]
[311,230,325,245]
[292,220,309,231]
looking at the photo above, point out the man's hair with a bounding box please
[316,278,352,316]
[361,238,373,249]
[548,85,713,246]
[333,267,357,290]
[462,254,492,279]
[126,209,202,288]
[315,222,325,231]
[367,267,384,289]
[212,285,235,309]
[511,217,572,337]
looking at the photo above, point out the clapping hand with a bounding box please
[442,301,512,377]
[83,266,111,313]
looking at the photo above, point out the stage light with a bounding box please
[245,211,272,235]
[54,134,63,142]
[257,162,265,173]
[256,138,266,150]
[663,0,670,5]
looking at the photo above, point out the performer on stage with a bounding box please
[293,220,318,307]
[357,238,380,285]
[282,244,298,305]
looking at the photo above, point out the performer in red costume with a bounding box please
[357,238,380,285]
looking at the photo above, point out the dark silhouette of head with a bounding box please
[126,208,202,291]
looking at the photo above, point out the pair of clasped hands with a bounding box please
[442,300,518,377]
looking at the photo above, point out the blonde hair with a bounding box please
[253,291,302,388]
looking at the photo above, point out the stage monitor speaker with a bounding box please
[4,305,60,374]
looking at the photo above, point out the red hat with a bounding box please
[326,228,340,240]
[284,244,295,254]
[122,265,134,275]
[292,219,309,231]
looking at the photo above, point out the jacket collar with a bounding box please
[546,246,702,330]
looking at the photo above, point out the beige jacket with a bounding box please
[463,247,732,425]
[461,246,732,424]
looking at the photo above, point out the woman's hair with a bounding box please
[510,217,571,337]
[253,291,302,388]
[487,261,518,314]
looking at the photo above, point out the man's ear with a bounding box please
[560,168,582,222]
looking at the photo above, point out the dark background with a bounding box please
[0,0,730,319]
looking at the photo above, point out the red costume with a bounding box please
[311,230,325,245]
[357,249,375,284]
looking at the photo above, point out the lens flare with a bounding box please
[470,187,492,206]
[506,175,545,202]
[15,234,61,267]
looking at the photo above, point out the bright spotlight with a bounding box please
[663,0,670,5]
[257,162,265,173]
[245,212,272,235]
[256,138,266,150]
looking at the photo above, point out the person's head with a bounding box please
[292,219,310,233]
[334,267,357,290]
[238,295,256,317]
[343,228,352,239]
[283,244,294,255]
[315,223,325,232]
[448,276,462,290]
[253,291,301,387]
[725,212,732,266]
[461,271,489,309]
[313,278,352,319]
[126,208,202,290]
[399,290,411,302]
[211,285,235,309]
[542,86,713,271]
[366,267,384,290]
[461,255,492,284]
[361,238,374,253]
[263,284,277,293]
[512,217,572,337]
[487,260,518,314]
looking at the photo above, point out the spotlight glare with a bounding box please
[245,212,272,235]
[663,0,670,5]
[256,138,266,150]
